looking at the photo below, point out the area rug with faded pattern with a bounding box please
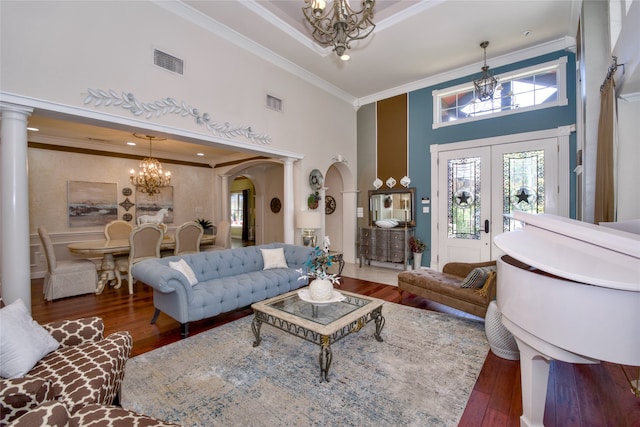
[120,301,488,426]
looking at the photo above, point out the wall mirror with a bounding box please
[368,188,415,227]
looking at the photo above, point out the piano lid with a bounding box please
[494,212,640,292]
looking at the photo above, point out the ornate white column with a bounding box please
[220,174,230,223]
[282,158,294,244]
[0,103,33,307]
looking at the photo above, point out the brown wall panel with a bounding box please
[376,94,407,186]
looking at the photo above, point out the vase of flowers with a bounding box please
[297,246,341,301]
[408,236,426,270]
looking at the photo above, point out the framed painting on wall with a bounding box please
[68,181,118,227]
[135,186,174,224]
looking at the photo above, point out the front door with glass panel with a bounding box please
[438,147,492,264]
[436,137,559,267]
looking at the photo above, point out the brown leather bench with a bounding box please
[397,261,497,318]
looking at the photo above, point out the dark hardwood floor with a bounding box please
[29,277,639,426]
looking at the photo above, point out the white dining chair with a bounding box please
[104,220,133,240]
[38,227,98,301]
[174,221,204,255]
[206,220,231,251]
[125,224,164,294]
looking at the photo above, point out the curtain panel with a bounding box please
[594,78,616,223]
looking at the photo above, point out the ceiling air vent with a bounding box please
[154,49,184,75]
[266,94,283,112]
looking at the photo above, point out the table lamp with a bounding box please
[296,211,321,247]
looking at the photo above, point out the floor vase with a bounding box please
[485,301,520,360]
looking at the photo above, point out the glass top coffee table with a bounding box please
[251,288,385,382]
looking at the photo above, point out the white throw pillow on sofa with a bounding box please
[0,298,60,378]
[169,259,198,286]
[261,248,289,270]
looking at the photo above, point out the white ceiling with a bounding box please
[180,0,580,99]
[28,0,582,163]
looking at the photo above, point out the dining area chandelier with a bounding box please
[130,134,171,195]
[302,0,376,61]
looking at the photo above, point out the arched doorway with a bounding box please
[323,161,357,263]
[221,159,284,246]
[324,165,344,251]
[230,176,255,246]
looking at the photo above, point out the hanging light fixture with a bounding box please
[130,134,171,195]
[473,41,498,101]
[302,0,376,61]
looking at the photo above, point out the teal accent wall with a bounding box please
[408,50,577,267]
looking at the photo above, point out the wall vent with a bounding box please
[154,49,184,75]
[266,94,283,112]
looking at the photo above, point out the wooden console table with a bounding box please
[359,226,414,270]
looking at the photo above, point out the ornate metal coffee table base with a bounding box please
[251,290,385,382]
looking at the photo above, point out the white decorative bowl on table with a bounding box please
[298,289,345,305]
[375,219,399,228]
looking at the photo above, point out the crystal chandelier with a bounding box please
[473,41,498,101]
[302,0,376,61]
[130,134,171,195]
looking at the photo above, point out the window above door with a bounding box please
[432,57,568,129]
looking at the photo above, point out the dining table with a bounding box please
[68,234,215,294]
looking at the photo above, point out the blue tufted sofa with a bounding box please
[132,243,314,337]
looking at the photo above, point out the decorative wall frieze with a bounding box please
[83,89,271,145]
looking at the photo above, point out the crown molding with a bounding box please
[375,0,447,31]
[154,1,578,110]
[240,0,332,57]
[619,92,640,102]
[357,36,577,107]
[152,0,355,105]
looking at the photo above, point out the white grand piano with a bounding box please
[493,212,640,427]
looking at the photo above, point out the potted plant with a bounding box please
[297,246,341,301]
[408,236,426,270]
[308,192,321,210]
[196,218,214,235]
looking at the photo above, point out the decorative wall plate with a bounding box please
[309,169,324,190]
[119,198,134,212]
[386,177,397,188]
[270,197,282,213]
[122,187,132,196]
[400,176,411,188]
[325,195,336,215]
[373,178,383,189]
[122,213,133,222]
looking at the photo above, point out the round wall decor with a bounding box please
[325,195,336,215]
[309,169,324,190]
[122,187,132,196]
[270,197,282,213]
[122,213,133,222]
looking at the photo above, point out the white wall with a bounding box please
[1,1,356,160]
[580,0,612,223]
[615,98,640,220]
[1,1,358,265]
[27,147,215,275]
[612,0,640,221]
[261,167,286,244]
